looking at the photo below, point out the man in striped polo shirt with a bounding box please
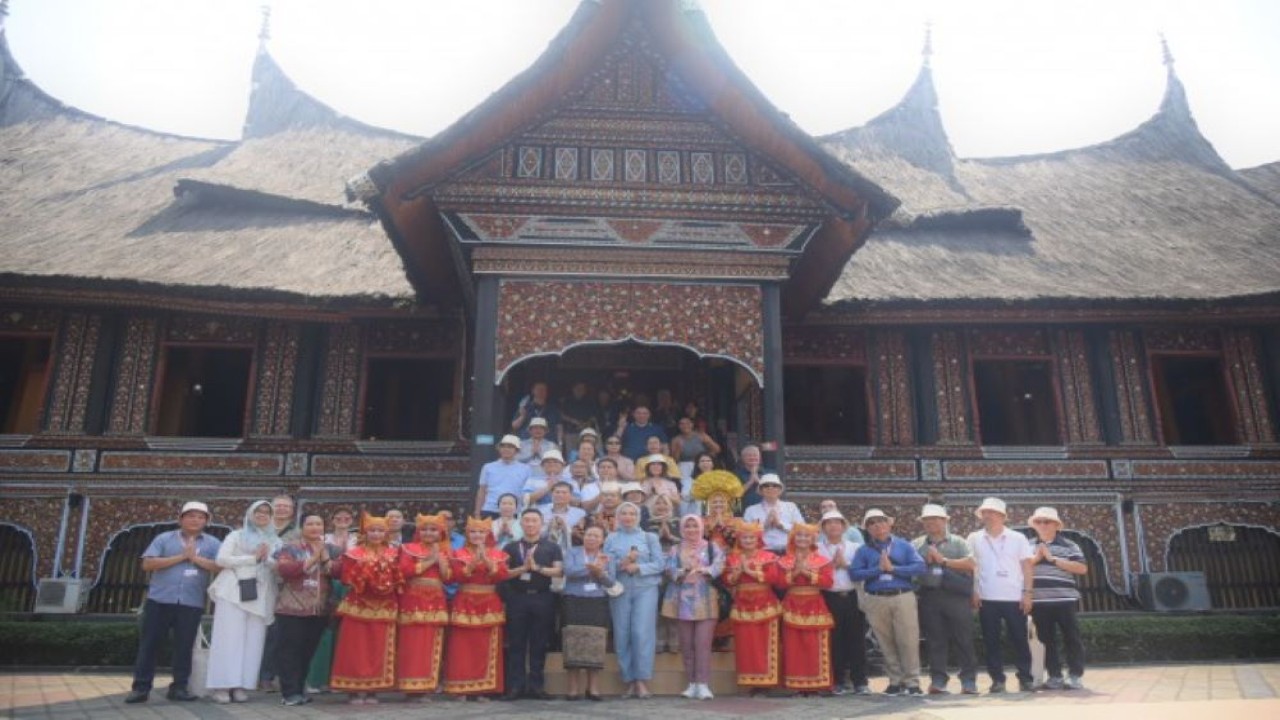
[1028,507,1089,690]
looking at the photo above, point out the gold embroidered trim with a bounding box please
[397,609,450,625]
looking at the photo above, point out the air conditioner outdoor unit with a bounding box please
[33,578,86,614]
[1136,571,1211,612]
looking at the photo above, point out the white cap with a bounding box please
[820,509,848,526]
[180,501,210,519]
[540,449,565,465]
[497,434,521,448]
[758,473,783,487]
[579,427,600,438]
[862,508,893,527]
[529,417,549,428]
[975,497,1008,518]
[920,504,948,520]
[1029,506,1063,526]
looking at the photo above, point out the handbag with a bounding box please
[188,624,210,698]
[238,577,259,603]
[939,567,974,597]
[605,579,625,598]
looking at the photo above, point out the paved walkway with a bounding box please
[3,663,1278,719]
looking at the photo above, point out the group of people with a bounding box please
[124,404,1090,705]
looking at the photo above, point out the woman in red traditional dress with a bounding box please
[720,520,782,694]
[775,522,835,695]
[396,513,452,701]
[443,517,510,701]
[331,512,403,705]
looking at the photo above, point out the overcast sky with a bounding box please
[6,0,1279,169]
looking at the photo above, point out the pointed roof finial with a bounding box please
[922,22,933,68]
[0,0,11,27]
[1160,32,1175,69]
[258,5,272,45]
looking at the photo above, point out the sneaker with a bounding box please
[282,695,307,706]
[853,685,872,696]
[681,684,697,699]
[1043,677,1064,691]
[230,688,250,703]
[904,686,924,697]
[1065,676,1085,691]
[961,683,980,695]
[124,690,149,704]
[883,684,903,696]
[210,690,232,704]
[988,682,1006,694]
[696,684,714,700]
[928,685,950,695]
[1018,679,1034,693]
[166,686,199,702]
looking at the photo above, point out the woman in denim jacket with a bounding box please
[602,502,664,698]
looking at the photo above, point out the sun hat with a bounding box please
[920,504,948,520]
[529,417,549,428]
[497,434,521,448]
[820,509,848,526]
[758,473,783,487]
[862,508,893,527]
[1029,506,1063,525]
[540,449,565,464]
[974,497,1008,518]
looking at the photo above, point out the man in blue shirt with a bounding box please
[474,434,532,518]
[617,406,667,461]
[125,501,222,704]
[851,508,926,697]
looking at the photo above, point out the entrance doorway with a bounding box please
[500,341,757,466]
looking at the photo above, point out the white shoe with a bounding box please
[696,683,714,700]
[210,690,231,704]
[681,683,697,698]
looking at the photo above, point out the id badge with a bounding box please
[583,582,598,592]
[879,573,894,583]
[303,579,319,589]
[931,566,944,576]
[520,572,532,582]
[183,568,199,578]
[996,570,1010,578]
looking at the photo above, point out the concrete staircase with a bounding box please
[542,650,743,697]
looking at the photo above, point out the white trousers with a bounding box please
[206,600,268,690]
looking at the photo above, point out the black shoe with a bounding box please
[586,692,604,701]
[502,689,523,701]
[528,689,552,700]
[1018,679,1035,693]
[883,684,903,696]
[166,687,199,702]
[989,682,1006,694]
[282,694,307,706]
[124,690,149,704]
[904,686,924,697]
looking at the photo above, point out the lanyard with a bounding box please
[983,532,1010,575]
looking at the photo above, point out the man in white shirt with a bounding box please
[966,497,1035,694]
[517,417,559,467]
[816,509,870,695]
[741,474,804,553]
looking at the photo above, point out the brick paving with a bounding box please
[2,663,1278,719]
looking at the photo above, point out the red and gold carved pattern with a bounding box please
[1143,327,1222,353]
[1222,328,1275,443]
[310,455,470,477]
[251,321,299,437]
[783,461,917,482]
[942,461,1110,481]
[932,331,971,444]
[107,317,158,435]
[164,315,258,345]
[315,324,361,438]
[874,330,914,446]
[0,497,64,579]
[782,328,866,362]
[97,452,283,475]
[365,319,463,355]
[0,308,60,333]
[1139,501,1280,572]
[45,313,100,434]
[0,450,72,472]
[1053,329,1102,445]
[1109,330,1155,444]
[1131,460,1280,479]
[968,328,1051,357]
[495,280,764,381]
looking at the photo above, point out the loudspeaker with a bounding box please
[1136,571,1211,611]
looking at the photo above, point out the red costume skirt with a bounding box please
[443,624,504,695]
[330,616,397,692]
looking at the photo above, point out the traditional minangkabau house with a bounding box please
[1,0,1277,615]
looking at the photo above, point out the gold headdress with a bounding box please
[360,511,388,533]
[415,513,448,532]
[465,516,493,533]
[692,469,745,502]
[786,522,821,554]
[733,519,764,538]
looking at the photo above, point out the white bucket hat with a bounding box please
[529,417,549,428]
[540,449,566,465]
[758,473,784,487]
[820,509,848,526]
[920,503,948,520]
[180,501,210,520]
[1029,506,1063,526]
[862,508,893,527]
[497,434,521,448]
[974,496,1007,518]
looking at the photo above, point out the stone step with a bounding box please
[541,651,744,696]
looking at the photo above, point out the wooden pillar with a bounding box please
[761,283,785,470]
[469,276,500,494]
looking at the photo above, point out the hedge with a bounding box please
[1,613,1277,668]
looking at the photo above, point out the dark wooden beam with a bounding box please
[468,276,501,503]
[762,283,785,471]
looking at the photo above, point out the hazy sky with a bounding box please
[6,0,1279,168]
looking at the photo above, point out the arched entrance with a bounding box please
[1167,524,1280,609]
[501,341,761,459]
[0,524,36,612]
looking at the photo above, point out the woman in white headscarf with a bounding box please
[206,500,281,703]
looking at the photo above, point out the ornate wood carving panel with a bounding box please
[1109,330,1156,444]
[967,327,1051,357]
[45,313,101,435]
[1222,328,1275,443]
[873,330,914,446]
[251,322,299,438]
[782,327,867,363]
[931,330,972,444]
[107,317,159,435]
[494,280,764,383]
[1054,329,1102,445]
[1139,501,1280,573]
[314,325,362,438]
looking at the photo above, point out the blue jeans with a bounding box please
[979,600,1032,684]
[610,583,659,682]
[132,599,203,692]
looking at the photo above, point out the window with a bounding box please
[783,365,870,444]
[154,347,253,437]
[362,357,456,441]
[1151,355,1237,445]
[972,359,1060,445]
[0,336,52,434]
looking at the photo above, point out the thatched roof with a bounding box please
[0,27,415,302]
[1241,161,1280,204]
[822,61,1280,304]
